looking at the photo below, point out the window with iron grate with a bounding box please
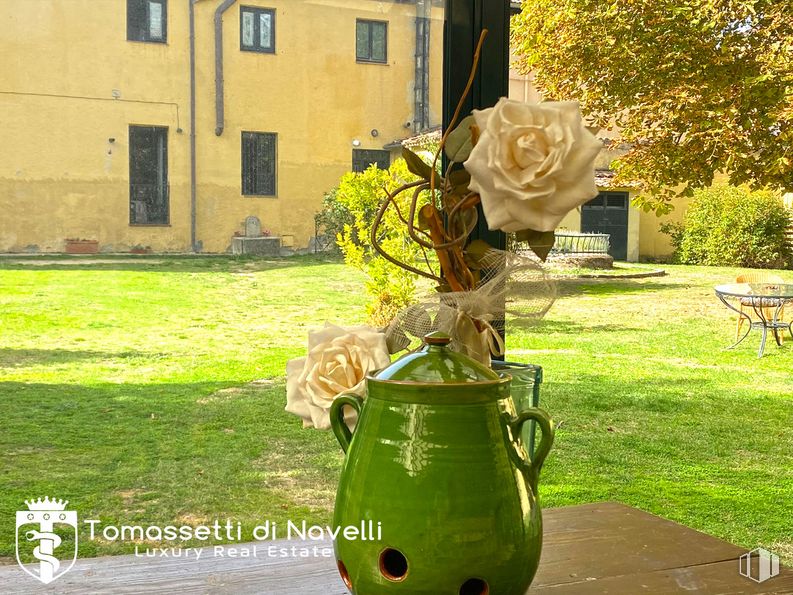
[129,125,169,225]
[242,132,277,196]
[352,149,390,172]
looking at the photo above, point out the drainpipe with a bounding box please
[189,0,198,251]
[215,0,237,136]
[414,0,431,132]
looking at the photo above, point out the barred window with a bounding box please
[129,126,169,225]
[352,149,390,173]
[242,132,277,196]
[127,0,167,43]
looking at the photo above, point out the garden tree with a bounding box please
[511,0,793,213]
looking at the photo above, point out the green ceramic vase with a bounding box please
[329,333,554,595]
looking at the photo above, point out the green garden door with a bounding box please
[581,191,629,261]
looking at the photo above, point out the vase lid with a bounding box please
[371,332,500,384]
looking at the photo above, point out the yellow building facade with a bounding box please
[0,0,444,253]
[2,0,684,260]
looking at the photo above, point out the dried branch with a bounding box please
[369,28,490,292]
[370,188,444,283]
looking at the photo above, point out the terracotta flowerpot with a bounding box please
[330,333,554,595]
[64,239,99,254]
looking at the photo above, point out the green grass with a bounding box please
[0,255,791,564]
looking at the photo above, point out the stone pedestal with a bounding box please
[231,236,281,256]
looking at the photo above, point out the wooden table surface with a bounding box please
[1,502,790,594]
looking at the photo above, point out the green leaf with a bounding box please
[441,192,469,215]
[447,167,472,193]
[465,239,494,266]
[444,115,477,163]
[402,147,440,186]
[417,208,433,231]
[385,328,411,354]
[514,229,556,261]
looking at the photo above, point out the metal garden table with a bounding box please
[715,283,793,357]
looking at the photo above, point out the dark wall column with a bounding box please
[443,0,509,250]
[443,0,510,353]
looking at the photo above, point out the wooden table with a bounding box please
[1,502,790,593]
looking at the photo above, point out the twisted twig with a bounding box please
[369,28,490,292]
[429,29,489,198]
[370,187,444,283]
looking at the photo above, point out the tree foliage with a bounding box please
[661,185,792,268]
[512,0,793,212]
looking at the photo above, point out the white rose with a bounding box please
[285,323,390,430]
[464,98,602,233]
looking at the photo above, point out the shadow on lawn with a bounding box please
[0,380,313,457]
[527,319,644,334]
[0,254,341,273]
[0,379,340,559]
[0,378,306,487]
[547,367,790,417]
[0,348,147,368]
[556,278,681,297]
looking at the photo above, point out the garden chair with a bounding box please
[735,272,786,343]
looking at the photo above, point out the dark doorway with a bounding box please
[352,149,390,172]
[581,191,629,261]
[129,125,169,225]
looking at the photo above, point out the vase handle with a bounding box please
[509,407,554,491]
[330,393,364,454]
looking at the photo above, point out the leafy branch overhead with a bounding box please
[512,0,793,212]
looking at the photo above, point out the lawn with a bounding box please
[0,255,791,564]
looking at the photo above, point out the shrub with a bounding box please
[314,188,354,254]
[322,159,433,326]
[662,185,792,269]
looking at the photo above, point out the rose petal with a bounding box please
[286,357,314,422]
[284,325,390,430]
[307,323,347,349]
[464,98,602,234]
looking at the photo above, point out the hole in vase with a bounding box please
[379,547,409,581]
[337,559,352,590]
[459,577,489,595]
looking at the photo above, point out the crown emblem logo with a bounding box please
[16,497,78,584]
[24,497,69,511]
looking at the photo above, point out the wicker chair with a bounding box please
[735,272,786,342]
